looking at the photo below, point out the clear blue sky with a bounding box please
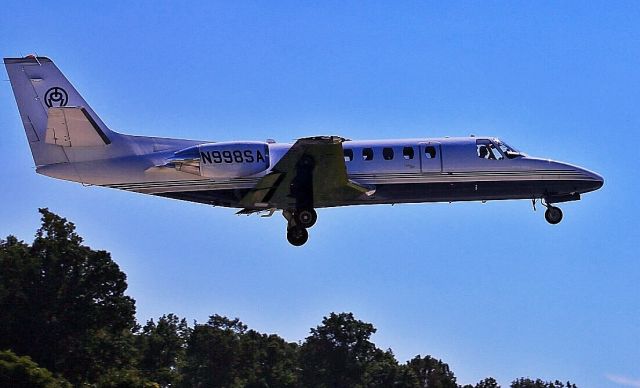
[1,2,638,387]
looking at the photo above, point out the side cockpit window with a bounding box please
[476,139,503,160]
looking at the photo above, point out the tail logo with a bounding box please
[44,87,68,108]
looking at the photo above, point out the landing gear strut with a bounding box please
[284,208,317,246]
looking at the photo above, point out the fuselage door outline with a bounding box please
[419,142,443,174]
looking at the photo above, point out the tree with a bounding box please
[96,369,159,388]
[181,315,248,387]
[362,349,419,387]
[476,377,501,388]
[0,350,71,388]
[299,312,398,388]
[511,378,577,388]
[0,209,584,387]
[237,330,299,387]
[0,209,137,385]
[181,314,299,387]
[137,314,190,387]
[406,354,458,388]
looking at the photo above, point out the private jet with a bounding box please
[5,56,604,246]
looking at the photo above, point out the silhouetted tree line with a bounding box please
[0,209,579,388]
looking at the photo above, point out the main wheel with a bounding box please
[296,208,317,228]
[287,226,309,246]
[545,206,563,225]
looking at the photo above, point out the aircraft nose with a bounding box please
[577,167,604,191]
[552,160,604,193]
[590,171,605,190]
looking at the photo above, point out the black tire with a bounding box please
[296,208,317,228]
[545,206,563,225]
[287,227,309,246]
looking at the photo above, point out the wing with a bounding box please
[239,136,371,210]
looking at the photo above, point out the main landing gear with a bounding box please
[533,198,563,225]
[284,208,317,246]
[286,226,308,246]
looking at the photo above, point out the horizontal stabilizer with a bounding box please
[45,107,111,147]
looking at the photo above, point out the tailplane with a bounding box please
[4,55,114,166]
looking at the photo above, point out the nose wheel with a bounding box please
[284,208,317,246]
[544,206,563,224]
[535,198,564,225]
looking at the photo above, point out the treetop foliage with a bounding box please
[0,350,71,388]
[0,210,580,387]
[1,209,137,385]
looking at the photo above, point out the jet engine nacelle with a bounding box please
[189,141,270,178]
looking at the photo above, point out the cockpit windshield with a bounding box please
[476,138,524,160]
[492,138,523,159]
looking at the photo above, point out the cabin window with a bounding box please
[424,146,437,159]
[362,148,374,161]
[403,147,414,160]
[383,147,394,160]
[344,149,353,162]
[476,140,503,160]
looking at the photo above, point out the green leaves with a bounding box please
[300,312,381,387]
[181,315,299,387]
[0,208,137,385]
[0,209,581,387]
[137,314,190,387]
[407,355,458,388]
[0,350,71,388]
[510,378,578,388]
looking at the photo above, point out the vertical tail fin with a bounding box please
[4,55,114,166]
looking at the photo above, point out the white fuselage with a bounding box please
[36,134,603,209]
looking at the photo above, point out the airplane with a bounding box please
[4,55,604,246]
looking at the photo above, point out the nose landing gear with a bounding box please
[284,208,318,246]
[544,205,563,224]
[534,198,564,225]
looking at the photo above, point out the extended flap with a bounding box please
[45,107,110,147]
[239,136,370,209]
